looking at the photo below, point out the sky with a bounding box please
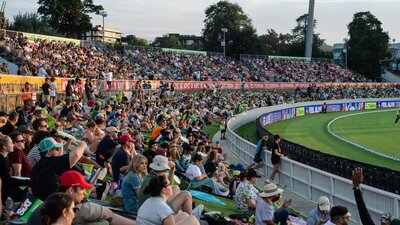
[6,0,400,45]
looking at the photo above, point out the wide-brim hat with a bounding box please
[260,183,283,198]
[149,155,170,171]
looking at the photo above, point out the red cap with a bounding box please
[120,134,136,144]
[59,170,93,190]
[87,99,95,107]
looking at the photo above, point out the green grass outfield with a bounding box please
[236,109,400,171]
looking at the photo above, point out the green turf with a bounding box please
[203,118,221,139]
[234,122,259,144]
[193,197,238,216]
[329,110,400,158]
[265,109,400,171]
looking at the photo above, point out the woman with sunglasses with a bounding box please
[9,132,32,177]
[40,192,78,225]
[0,134,30,204]
[136,175,199,225]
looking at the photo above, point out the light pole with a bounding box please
[305,0,315,58]
[99,10,108,48]
[221,28,228,57]
[343,38,348,69]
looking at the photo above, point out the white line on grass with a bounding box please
[327,109,400,162]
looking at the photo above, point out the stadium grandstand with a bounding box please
[0,29,399,225]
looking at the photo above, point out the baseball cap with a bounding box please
[39,137,64,152]
[233,170,241,176]
[59,170,93,190]
[149,155,170,171]
[120,134,135,143]
[318,196,331,211]
[35,106,43,111]
[105,126,119,133]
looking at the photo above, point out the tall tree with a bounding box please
[6,12,60,36]
[284,13,327,58]
[347,11,389,79]
[202,0,258,57]
[151,35,183,49]
[256,29,292,55]
[37,0,103,38]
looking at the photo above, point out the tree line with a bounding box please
[6,0,390,79]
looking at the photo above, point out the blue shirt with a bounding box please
[96,135,118,166]
[121,171,142,213]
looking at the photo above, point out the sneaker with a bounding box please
[192,204,204,220]
[265,178,271,183]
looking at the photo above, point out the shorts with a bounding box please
[254,156,263,163]
[167,200,180,214]
[271,157,280,165]
[74,202,112,224]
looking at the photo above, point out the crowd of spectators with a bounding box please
[1,35,371,83]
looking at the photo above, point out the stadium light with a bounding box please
[221,28,228,57]
[99,10,108,49]
[305,0,315,58]
[343,38,348,69]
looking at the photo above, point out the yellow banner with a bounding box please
[0,74,62,94]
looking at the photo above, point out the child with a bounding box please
[228,170,241,198]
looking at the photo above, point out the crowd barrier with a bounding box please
[226,98,400,225]
[1,74,400,94]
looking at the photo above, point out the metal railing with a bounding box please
[225,99,400,225]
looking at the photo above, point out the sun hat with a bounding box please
[59,170,93,190]
[260,183,283,198]
[149,155,170,171]
[318,196,331,211]
[39,137,64,152]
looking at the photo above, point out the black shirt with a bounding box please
[142,149,157,167]
[0,154,30,204]
[271,142,282,164]
[42,82,50,95]
[0,121,16,135]
[111,147,130,181]
[30,154,70,201]
[96,135,118,166]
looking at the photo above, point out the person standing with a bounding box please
[395,107,400,124]
[42,78,51,104]
[22,82,32,105]
[49,77,57,107]
[267,134,284,183]
[247,134,269,170]
[324,206,351,225]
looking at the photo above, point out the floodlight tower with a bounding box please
[221,28,228,57]
[305,0,315,58]
[99,10,108,47]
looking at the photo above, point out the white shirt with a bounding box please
[106,72,113,82]
[185,164,202,181]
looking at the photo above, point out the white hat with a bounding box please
[318,196,331,211]
[149,155,170,171]
[105,126,119,133]
[260,183,283,198]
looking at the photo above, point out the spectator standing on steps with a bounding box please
[267,134,284,183]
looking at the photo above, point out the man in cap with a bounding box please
[235,169,261,215]
[18,125,35,153]
[27,170,135,225]
[228,170,242,198]
[325,206,351,225]
[95,126,120,168]
[307,196,332,225]
[30,137,87,200]
[111,134,136,182]
[138,155,195,216]
[255,183,292,225]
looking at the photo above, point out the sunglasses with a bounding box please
[16,139,26,143]
[71,206,79,213]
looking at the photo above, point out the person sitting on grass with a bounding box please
[255,183,292,225]
[185,153,222,195]
[136,175,199,225]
